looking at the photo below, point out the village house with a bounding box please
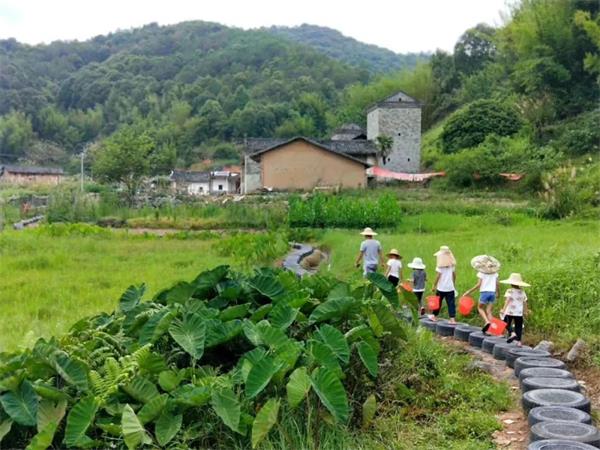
[0,165,64,185]
[169,170,240,195]
[240,91,421,193]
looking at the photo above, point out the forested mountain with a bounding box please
[266,24,428,73]
[0,21,373,168]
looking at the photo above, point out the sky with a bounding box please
[0,0,512,53]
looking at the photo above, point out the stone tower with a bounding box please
[366,91,421,173]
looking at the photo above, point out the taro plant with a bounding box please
[0,266,415,449]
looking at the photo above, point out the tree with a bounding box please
[0,111,34,158]
[574,10,600,83]
[92,127,155,204]
[440,100,522,153]
[453,24,497,75]
[375,135,393,164]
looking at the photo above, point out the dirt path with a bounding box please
[437,336,530,449]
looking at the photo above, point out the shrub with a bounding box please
[548,109,600,156]
[440,99,522,154]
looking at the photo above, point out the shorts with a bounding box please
[479,292,496,304]
[387,275,399,287]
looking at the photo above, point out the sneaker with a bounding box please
[507,333,517,344]
[482,323,490,334]
[420,307,425,316]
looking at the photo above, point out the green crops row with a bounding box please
[0,266,415,449]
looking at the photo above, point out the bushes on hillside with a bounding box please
[440,100,522,154]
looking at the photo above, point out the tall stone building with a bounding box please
[366,91,421,173]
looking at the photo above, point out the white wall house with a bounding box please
[210,171,239,194]
[169,170,240,195]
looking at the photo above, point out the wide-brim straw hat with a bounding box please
[360,227,377,236]
[434,245,455,267]
[407,257,426,269]
[471,255,501,274]
[388,248,401,257]
[500,273,530,287]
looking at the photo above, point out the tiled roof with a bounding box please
[242,137,377,157]
[1,165,64,175]
[170,170,210,182]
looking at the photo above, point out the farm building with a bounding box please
[0,165,64,185]
[241,91,421,193]
[169,170,240,195]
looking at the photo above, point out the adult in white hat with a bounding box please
[431,246,457,323]
[463,255,501,334]
[407,257,427,315]
[499,273,531,347]
[355,227,383,276]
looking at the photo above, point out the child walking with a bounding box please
[462,255,501,334]
[407,257,427,315]
[500,273,530,347]
[384,249,403,287]
[431,246,457,324]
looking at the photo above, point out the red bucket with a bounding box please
[458,296,475,316]
[400,282,413,292]
[427,295,440,311]
[488,317,507,336]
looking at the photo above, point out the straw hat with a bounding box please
[360,227,377,236]
[434,245,456,267]
[500,273,530,287]
[388,248,401,257]
[471,255,501,274]
[407,257,426,269]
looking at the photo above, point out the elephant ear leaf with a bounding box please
[372,304,407,340]
[37,399,67,432]
[251,398,280,449]
[367,273,398,307]
[0,380,38,426]
[63,396,99,448]
[0,419,13,443]
[52,353,89,391]
[155,411,182,447]
[122,377,159,404]
[245,355,283,399]
[316,324,350,364]
[310,368,349,424]
[286,367,311,408]
[308,297,357,324]
[248,274,285,301]
[211,388,241,433]
[356,341,378,377]
[119,284,146,312]
[361,394,377,429]
[25,420,58,450]
[168,314,206,360]
[121,404,152,450]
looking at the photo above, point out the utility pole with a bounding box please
[80,150,85,192]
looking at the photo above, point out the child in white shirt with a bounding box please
[384,249,403,287]
[500,273,531,347]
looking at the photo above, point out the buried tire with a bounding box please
[527,440,599,450]
[419,318,437,332]
[482,336,506,354]
[454,325,479,341]
[468,331,488,348]
[522,389,591,413]
[530,421,600,447]
[506,348,547,368]
[519,368,574,385]
[515,357,567,377]
[528,406,592,426]
[493,341,518,360]
[436,320,459,337]
[522,377,581,393]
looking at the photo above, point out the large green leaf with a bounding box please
[52,354,89,391]
[211,388,241,433]
[242,320,263,346]
[245,355,282,399]
[192,265,229,299]
[0,419,13,443]
[251,398,280,449]
[286,367,311,408]
[356,341,378,377]
[367,272,399,307]
[372,304,407,340]
[316,324,350,364]
[362,394,377,429]
[138,309,174,345]
[307,341,343,378]
[248,274,285,301]
[137,394,167,424]
[168,313,206,360]
[164,281,195,305]
[155,411,182,447]
[26,421,58,450]
[205,319,242,348]
[308,297,357,324]
[257,322,290,350]
[158,370,181,392]
[0,380,38,426]
[122,377,159,404]
[172,385,211,407]
[310,368,349,424]
[37,399,67,432]
[250,304,272,322]
[219,303,251,321]
[268,302,298,329]
[119,284,146,312]
[121,404,152,450]
[33,382,71,402]
[63,396,99,448]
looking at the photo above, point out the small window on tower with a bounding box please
[397,132,402,136]
[408,158,411,162]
